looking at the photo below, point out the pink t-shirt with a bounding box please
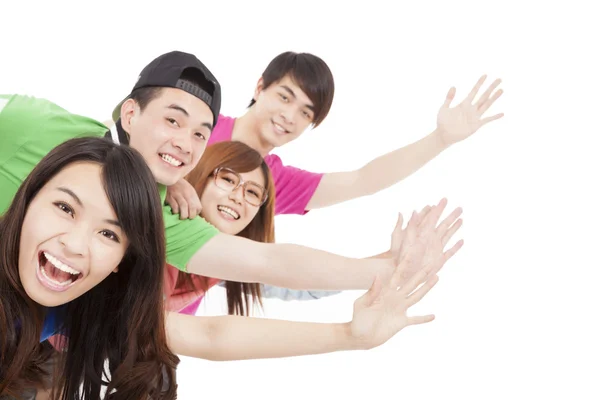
[166,115,324,315]
[164,264,220,313]
[208,115,324,216]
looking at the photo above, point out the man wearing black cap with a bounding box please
[107,50,221,188]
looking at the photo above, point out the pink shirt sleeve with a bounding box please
[163,264,206,314]
[265,154,324,215]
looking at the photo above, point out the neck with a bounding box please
[232,110,273,157]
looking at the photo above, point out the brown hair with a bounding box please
[178,141,276,316]
[0,137,177,399]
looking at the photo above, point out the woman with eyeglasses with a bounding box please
[164,140,275,315]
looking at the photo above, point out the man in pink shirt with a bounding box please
[164,51,503,307]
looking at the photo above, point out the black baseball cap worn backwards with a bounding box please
[112,51,221,126]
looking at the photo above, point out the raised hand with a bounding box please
[350,199,464,349]
[389,199,463,286]
[436,75,504,146]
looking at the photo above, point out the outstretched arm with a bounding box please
[167,313,360,360]
[188,198,462,291]
[306,76,504,210]
[256,212,404,301]
[188,234,394,291]
[167,207,463,361]
[222,249,390,302]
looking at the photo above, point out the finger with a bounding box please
[390,213,404,253]
[443,239,464,263]
[418,205,431,220]
[176,198,189,220]
[405,211,420,236]
[420,198,448,230]
[407,314,435,325]
[407,275,439,307]
[436,206,463,233]
[442,218,463,248]
[168,198,180,215]
[389,264,416,290]
[185,187,203,204]
[427,238,464,277]
[189,200,203,218]
[394,212,404,232]
[398,211,419,258]
[409,209,421,226]
[466,75,487,103]
[442,87,456,108]
[480,113,504,126]
[365,274,383,306]
[397,266,430,296]
[478,88,504,115]
[475,78,502,109]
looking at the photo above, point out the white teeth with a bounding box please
[161,154,183,167]
[274,123,287,133]
[44,252,80,275]
[217,205,240,220]
[41,266,73,286]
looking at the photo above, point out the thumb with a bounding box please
[391,212,404,252]
[364,274,383,307]
[442,87,456,108]
[395,212,403,228]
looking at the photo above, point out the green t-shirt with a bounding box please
[0,94,218,271]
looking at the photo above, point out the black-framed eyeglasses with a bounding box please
[213,167,268,207]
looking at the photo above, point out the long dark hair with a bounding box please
[180,141,276,316]
[0,137,178,399]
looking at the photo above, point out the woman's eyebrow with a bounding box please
[57,186,121,227]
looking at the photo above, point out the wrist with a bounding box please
[431,127,452,150]
[339,322,370,351]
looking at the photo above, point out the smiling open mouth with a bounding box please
[37,251,82,290]
[272,120,290,134]
[217,205,240,220]
[159,153,184,167]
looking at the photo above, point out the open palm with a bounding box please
[388,199,463,287]
[350,265,439,349]
[437,75,504,146]
[350,200,465,349]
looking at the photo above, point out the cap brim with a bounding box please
[111,96,130,123]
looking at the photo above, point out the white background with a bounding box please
[2,1,599,399]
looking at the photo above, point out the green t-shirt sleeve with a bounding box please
[0,94,107,214]
[163,207,220,272]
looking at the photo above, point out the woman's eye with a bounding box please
[166,118,179,127]
[54,202,74,217]
[100,230,120,243]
